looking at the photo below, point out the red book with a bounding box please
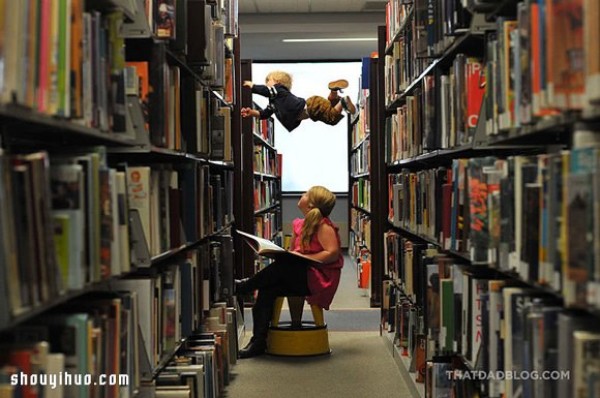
[465,58,485,132]
[276,154,282,177]
[126,62,150,130]
[9,349,37,398]
[70,0,84,118]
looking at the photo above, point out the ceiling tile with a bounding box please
[239,0,388,14]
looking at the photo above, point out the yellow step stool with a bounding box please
[266,296,331,356]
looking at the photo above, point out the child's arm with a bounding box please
[241,107,260,118]
[241,106,274,120]
[243,81,272,98]
[295,224,340,264]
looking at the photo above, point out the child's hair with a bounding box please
[300,186,336,250]
[266,70,293,90]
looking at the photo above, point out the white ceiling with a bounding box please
[239,0,388,13]
[238,0,387,61]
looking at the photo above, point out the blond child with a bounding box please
[241,70,356,133]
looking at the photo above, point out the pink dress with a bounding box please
[291,217,344,310]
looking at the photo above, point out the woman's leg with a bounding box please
[237,260,309,294]
[238,260,310,358]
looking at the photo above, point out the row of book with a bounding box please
[153,306,239,398]
[350,139,370,176]
[0,241,238,398]
[146,0,237,135]
[385,0,600,143]
[383,242,600,398]
[384,54,485,159]
[253,179,280,212]
[384,35,428,107]
[383,0,475,106]
[140,0,237,42]
[1,2,129,131]
[385,0,472,55]
[0,147,235,326]
[128,45,234,158]
[382,281,489,398]
[350,83,370,149]
[484,0,600,136]
[252,114,275,147]
[387,134,600,310]
[387,167,447,244]
[349,75,373,291]
[0,1,237,148]
[349,208,371,258]
[253,144,281,177]
[254,212,282,242]
[351,179,371,213]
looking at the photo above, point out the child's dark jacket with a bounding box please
[252,83,306,132]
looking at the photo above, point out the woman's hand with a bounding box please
[243,80,254,88]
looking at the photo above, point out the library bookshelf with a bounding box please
[373,0,600,397]
[0,1,242,397]
[237,60,283,283]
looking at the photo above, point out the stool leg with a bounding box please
[310,305,325,327]
[271,297,284,327]
[288,296,304,328]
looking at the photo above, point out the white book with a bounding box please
[45,353,65,398]
[236,230,322,264]
[127,166,151,254]
[112,277,157,367]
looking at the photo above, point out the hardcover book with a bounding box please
[236,230,323,264]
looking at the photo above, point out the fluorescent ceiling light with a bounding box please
[282,38,377,43]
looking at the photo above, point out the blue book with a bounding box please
[361,57,370,90]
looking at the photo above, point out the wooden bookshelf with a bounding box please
[376,0,600,397]
[0,1,242,396]
[237,60,283,280]
[348,57,380,305]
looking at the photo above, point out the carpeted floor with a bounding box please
[243,307,381,332]
[225,255,413,397]
[224,332,412,398]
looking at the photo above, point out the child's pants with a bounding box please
[306,95,344,126]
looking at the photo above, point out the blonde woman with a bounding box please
[240,70,356,133]
[236,186,344,358]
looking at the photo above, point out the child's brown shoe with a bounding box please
[328,79,349,91]
[341,96,356,115]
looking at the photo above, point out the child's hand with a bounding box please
[241,107,254,118]
[243,80,254,88]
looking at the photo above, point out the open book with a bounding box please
[236,230,322,264]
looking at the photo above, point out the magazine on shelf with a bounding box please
[236,230,322,264]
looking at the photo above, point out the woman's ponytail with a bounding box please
[299,186,336,251]
[300,207,323,250]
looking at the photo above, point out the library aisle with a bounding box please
[225,254,412,397]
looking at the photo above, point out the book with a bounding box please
[236,230,322,264]
[585,0,600,104]
[573,330,600,397]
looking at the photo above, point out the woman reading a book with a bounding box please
[236,185,344,358]
[240,70,356,133]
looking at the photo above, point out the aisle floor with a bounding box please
[225,254,412,397]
